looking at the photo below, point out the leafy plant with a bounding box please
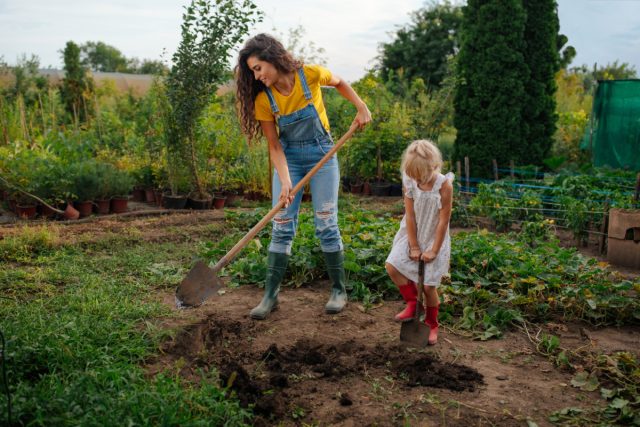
[164,0,262,198]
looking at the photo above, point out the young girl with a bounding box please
[235,34,371,320]
[385,140,453,345]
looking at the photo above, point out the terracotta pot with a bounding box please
[163,194,188,209]
[225,192,239,207]
[132,188,145,202]
[95,199,111,214]
[16,204,37,219]
[74,201,94,218]
[144,189,156,203]
[213,196,227,209]
[363,182,372,195]
[350,183,363,194]
[154,190,163,207]
[63,203,80,220]
[39,203,58,219]
[110,197,129,214]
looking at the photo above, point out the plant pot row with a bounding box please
[162,194,227,210]
[342,179,403,197]
[132,187,158,203]
[2,197,130,220]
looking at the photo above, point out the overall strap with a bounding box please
[264,87,280,116]
[297,68,312,101]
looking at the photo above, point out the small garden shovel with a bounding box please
[400,259,430,347]
[175,122,359,308]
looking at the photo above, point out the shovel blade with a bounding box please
[175,260,222,308]
[400,319,430,347]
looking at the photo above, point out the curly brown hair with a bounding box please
[235,33,302,141]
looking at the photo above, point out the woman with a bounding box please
[235,33,371,320]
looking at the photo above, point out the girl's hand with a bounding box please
[421,249,437,263]
[354,103,372,130]
[409,246,421,261]
[279,179,294,207]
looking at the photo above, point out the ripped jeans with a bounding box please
[269,137,343,255]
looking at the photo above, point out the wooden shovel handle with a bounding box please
[415,259,425,320]
[212,122,359,272]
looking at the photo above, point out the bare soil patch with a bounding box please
[147,281,624,426]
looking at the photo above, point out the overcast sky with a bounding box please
[1,0,639,81]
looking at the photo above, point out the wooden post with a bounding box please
[510,160,515,179]
[464,156,470,194]
[456,160,461,183]
[599,199,609,255]
[492,159,499,181]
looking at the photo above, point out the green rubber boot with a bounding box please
[250,251,289,320]
[324,250,348,314]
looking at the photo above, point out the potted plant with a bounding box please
[93,163,117,214]
[68,161,101,218]
[109,169,134,214]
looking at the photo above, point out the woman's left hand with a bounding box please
[354,103,372,129]
[421,249,437,263]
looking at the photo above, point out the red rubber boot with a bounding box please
[425,304,440,345]
[394,281,418,322]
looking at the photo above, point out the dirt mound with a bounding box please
[159,314,483,425]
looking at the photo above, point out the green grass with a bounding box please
[0,226,251,426]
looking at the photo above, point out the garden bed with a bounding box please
[1,197,638,426]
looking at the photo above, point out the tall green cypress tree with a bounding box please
[454,0,528,178]
[521,0,560,166]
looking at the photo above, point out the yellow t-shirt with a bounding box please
[254,64,333,132]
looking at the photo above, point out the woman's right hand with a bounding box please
[279,179,294,208]
[409,245,421,261]
[354,103,372,130]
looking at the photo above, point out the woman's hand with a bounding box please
[354,103,372,130]
[279,178,294,208]
[409,246,421,261]
[421,249,437,263]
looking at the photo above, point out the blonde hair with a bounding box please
[401,139,443,184]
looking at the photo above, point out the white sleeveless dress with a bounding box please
[386,172,454,286]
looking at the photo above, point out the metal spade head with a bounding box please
[400,315,430,347]
[399,259,430,347]
[175,260,222,308]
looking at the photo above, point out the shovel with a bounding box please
[175,122,360,308]
[400,259,430,347]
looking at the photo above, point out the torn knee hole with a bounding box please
[274,217,293,224]
[316,211,332,220]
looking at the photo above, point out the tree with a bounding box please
[520,0,560,167]
[378,1,463,89]
[272,25,327,65]
[3,54,49,105]
[165,0,261,198]
[80,41,129,72]
[60,41,93,122]
[128,58,169,75]
[454,0,528,178]
[557,34,576,69]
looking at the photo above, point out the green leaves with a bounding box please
[165,0,263,196]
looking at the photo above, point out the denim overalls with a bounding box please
[265,68,342,255]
